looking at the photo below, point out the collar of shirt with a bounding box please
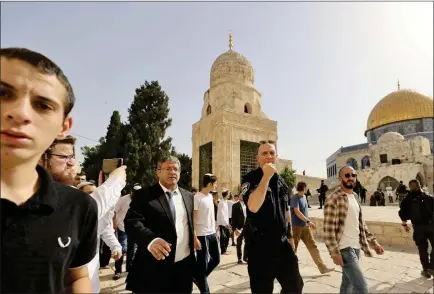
[21,165,59,213]
[159,182,180,196]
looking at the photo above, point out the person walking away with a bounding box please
[227,193,236,246]
[360,187,367,204]
[317,180,328,209]
[397,181,408,203]
[290,182,334,274]
[217,190,231,255]
[399,179,434,278]
[324,166,385,294]
[232,194,248,264]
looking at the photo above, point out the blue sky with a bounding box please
[2,2,432,178]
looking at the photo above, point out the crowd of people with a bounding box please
[1,47,433,294]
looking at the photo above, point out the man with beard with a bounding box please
[40,135,79,186]
[1,47,97,293]
[40,137,126,293]
[399,179,434,278]
[324,166,385,294]
[240,140,303,294]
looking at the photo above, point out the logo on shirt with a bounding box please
[58,237,71,248]
[240,182,250,196]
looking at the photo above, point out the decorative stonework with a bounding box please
[210,50,254,88]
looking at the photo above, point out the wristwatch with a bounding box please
[306,220,310,224]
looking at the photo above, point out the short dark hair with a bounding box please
[409,179,421,188]
[191,187,198,193]
[296,181,307,192]
[40,135,76,167]
[202,173,217,188]
[0,47,75,116]
[222,190,229,197]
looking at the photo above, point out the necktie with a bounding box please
[165,191,176,221]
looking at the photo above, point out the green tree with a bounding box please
[101,110,124,158]
[280,166,297,192]
[81,137,105,182]
[125,81,173,187]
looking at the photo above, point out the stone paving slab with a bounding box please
[100,239,433,293]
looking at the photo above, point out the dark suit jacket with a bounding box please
[231,201,246,231]
[124,183,195,292]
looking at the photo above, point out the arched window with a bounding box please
[244,103,252,114]
[206,105,212,116]
[361,156,371,169]
[346,158,359,170]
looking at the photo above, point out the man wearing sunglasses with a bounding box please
[323,166,384,294]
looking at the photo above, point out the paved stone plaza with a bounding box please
[99,238,433,293]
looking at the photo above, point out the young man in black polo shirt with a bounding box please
[1,48,98,293]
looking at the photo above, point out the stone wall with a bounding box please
[309,217,416,249]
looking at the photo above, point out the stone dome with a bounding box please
[210,49,254,88]
[366,88,433,131]
[377,132,405,144]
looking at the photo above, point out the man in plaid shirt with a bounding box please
[323,166,385,294]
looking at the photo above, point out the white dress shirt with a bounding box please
[114,194,132,232]
[227,200,234,219]
[147,183,190,262]
[217,199,230,227]
[87,175,125,293]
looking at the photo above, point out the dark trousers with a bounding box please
[100,239,112,267]
[413,226,434,271]
[236,230,248,261]
[115,230,137,273]
[247,243,304,294]
[219,226,230,254]
[319,195,325,208]
[196,233,221,294]
[229,218,235,245]
[361,195,366,203]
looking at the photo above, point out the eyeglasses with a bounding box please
[159,167,179,172]
[49,153,75,163]
[259,140,275,144]
[344,173,357,179]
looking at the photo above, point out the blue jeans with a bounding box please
[195,233,220,294]
[340,247,368,294]
[114,230,136,273]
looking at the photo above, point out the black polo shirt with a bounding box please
[1,165,98,293]
[240,168,289,251]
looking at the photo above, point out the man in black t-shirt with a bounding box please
[240,140,303,294]
[1,48,98,293]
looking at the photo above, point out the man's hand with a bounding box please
[374,243,384,255]
[112,250,122,261]
[308,221,317,230]
[194,237,202,250]
[234,229,241,237]
[262,163,276,179]
[332,254,344,266]
[109,165,127,181]
[289,238,295,251]
[149,239,172,260]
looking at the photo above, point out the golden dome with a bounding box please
[366,89,433,131]
[210,33,254,88]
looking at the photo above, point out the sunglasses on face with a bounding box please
[344,173,357,179]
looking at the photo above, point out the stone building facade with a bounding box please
[326,84,433,194]
[192,35,324,193]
